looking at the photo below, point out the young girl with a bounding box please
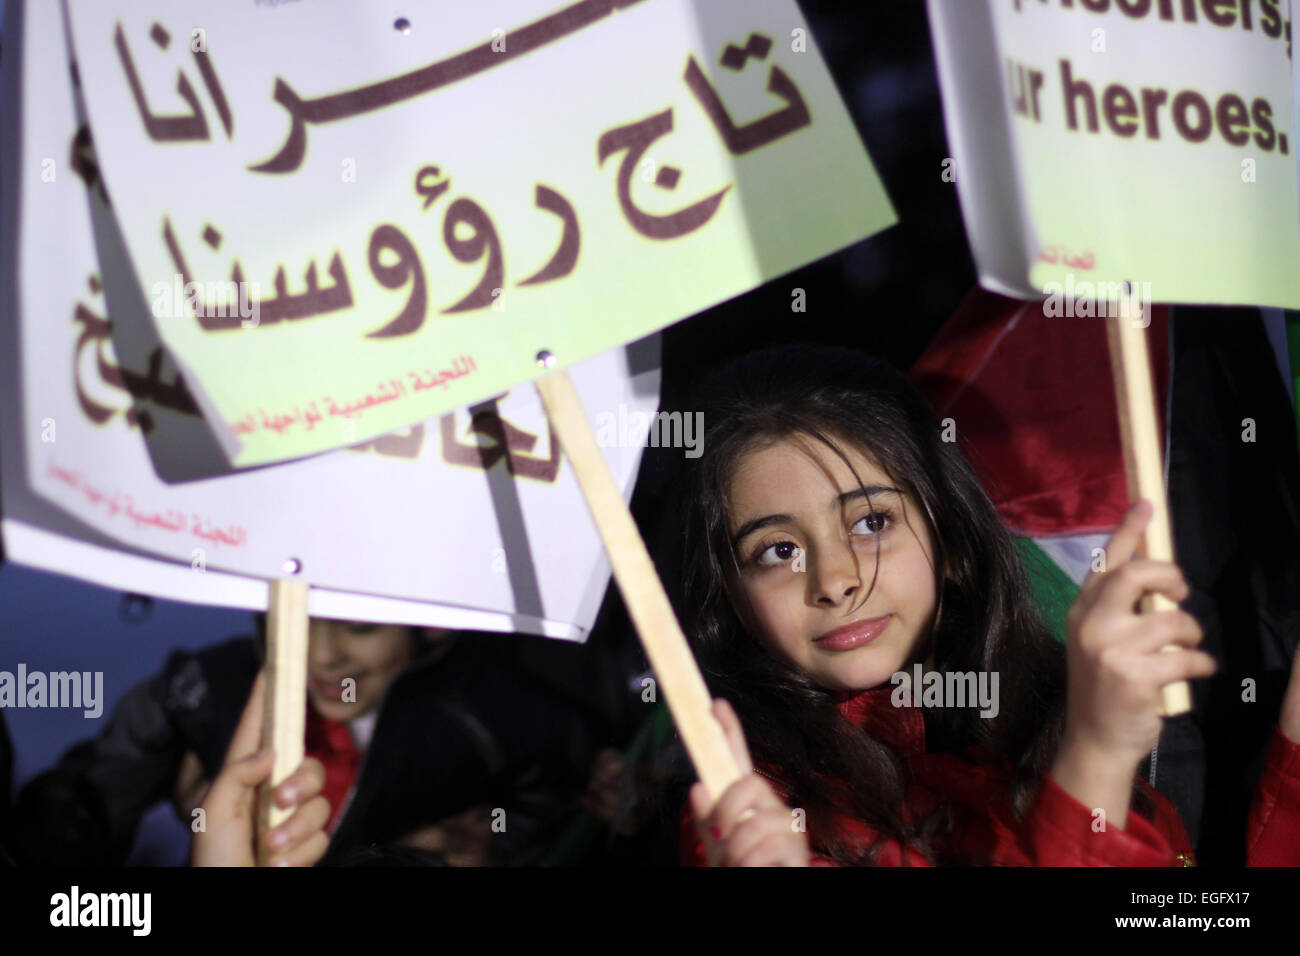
[189,619,609,866]
[677,344,1300,866]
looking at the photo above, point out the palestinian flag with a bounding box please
[908,287,1300,866]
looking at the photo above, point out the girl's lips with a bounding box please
[813,615,891,651]
[310,675,350,700]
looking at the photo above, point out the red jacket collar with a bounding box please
[305,705,363,831]
[833,684,926,755]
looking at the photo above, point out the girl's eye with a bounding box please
[753,539,800,567]
[851,510,892,536]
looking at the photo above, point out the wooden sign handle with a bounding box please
[535,371,744,802]
[1106,292,1193,717]
[256,577,310,863]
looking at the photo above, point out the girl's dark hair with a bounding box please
[253,613,432,655]
[673,344,1102,865]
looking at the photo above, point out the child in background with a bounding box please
[675,345,1300,866]
[17,617,437,864]
[176,618,447,842]
[20,616,602,866]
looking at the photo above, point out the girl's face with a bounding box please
[306,618,419,722]
[724,434,940,693]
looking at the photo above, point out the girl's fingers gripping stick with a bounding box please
[711,699,758,824]
[1106,299,1192,716]
[711,699,754,776]
[223,670,267,766]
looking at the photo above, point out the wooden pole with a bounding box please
[1106,289,1192,717]
[535,370,744,802]
[256,578,310,863]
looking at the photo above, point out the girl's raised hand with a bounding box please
[191,671,331,867]
[1062,499,1217,769]
[689,699,810,866]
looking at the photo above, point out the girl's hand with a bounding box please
[191,671,331,867]
[1062,499,1218,769]
[689,699,810,866]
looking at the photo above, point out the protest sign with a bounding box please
[66,0,897,467]
[929,0,1300,308]
[1,0,664,639]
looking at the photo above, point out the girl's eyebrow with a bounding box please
[730,485,901,549]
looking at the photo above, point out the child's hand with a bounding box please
[689,699,810,866]
[191,671,331,867]
[1062,499,1218,769]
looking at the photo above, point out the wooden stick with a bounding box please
[535,371,744,801]
[256,578,310,863]
[1106,289,1192,717]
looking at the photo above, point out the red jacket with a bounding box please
[305,705,363,833]
[680,685,1300,866]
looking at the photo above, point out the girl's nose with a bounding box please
[809,543,861,607]
[308,621,348,669]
